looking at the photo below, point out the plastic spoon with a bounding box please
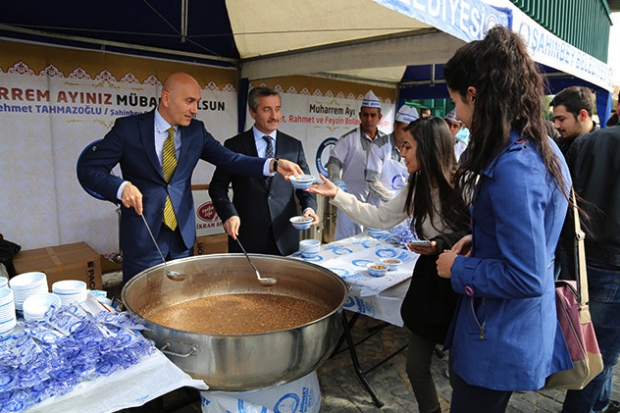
[235,238,277,287]
[141,214,185,281]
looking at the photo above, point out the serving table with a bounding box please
[291,231,419,407]
[14,232,417,412]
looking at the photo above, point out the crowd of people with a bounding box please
[77,24,620,413]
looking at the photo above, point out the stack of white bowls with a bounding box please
[22,292,62,321]
[0,287,17,337]
[9,271,49,312]
[52,280,87,305]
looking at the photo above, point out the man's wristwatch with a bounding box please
[272,158,280,173]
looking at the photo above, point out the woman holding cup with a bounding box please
[309,117,470,413]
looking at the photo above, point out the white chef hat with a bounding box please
[395,105,419,124]
[361,90,381,109]
[444,110,460,123]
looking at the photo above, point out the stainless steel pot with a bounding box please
[121,253,348,391]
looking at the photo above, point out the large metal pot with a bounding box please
[121,254,347,391]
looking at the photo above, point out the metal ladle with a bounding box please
[235,238,277,287]
[141,214,185,281]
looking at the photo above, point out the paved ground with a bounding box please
[106,271,620,413]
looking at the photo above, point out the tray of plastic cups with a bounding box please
[52,280,88,305]
[22,292,62,322]
[9,271,49,312]
[0,287,17,337]
[299,239,321,258]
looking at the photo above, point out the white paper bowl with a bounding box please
[299,239,320,258]
[290,216,313,230]
[22,292,62,321]
[52,280,86,294]
[0,288,16,323]
[9,271,48,290]
[367,262,389,277]
[0,287,14,306]
[52,280,87,305]
[0,317,17,337]
[289,175,315,190]
[380,257,402,271]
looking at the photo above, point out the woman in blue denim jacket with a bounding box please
[435,26,574,413]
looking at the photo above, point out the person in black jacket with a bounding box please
[209,86,318,256]
[560,119,620,413]
[550,86,598,157]
[310,118,470,413]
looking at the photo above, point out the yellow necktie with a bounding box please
[162,127,178,230]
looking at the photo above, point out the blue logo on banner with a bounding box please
[315,137,338,177]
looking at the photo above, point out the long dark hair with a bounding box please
[443,26,568,200]
[403,117,470,238]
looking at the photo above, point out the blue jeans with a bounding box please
[561,259,620,413]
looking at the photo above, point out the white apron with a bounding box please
[335,131,371,240]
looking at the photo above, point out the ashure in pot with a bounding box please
[121,254,348,391]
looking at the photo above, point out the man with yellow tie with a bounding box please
[77,72,303,283]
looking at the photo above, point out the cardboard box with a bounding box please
[194,233,228,256]
[13,242,102,290]
[100,253,122,273]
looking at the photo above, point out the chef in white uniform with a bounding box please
[366,104,418,206]
[326,91,386,240]
[444,110,468,162]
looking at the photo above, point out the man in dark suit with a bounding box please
[209,86,318,256]
[77,73,303,283]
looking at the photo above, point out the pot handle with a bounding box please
[159,342,198,358]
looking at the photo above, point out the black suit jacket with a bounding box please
[209,129,317,255]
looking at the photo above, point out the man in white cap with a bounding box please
[366,104,418,206]
[326,90,387,240]
[444,110,468,162]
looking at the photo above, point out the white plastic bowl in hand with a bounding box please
[289,174,315,190]
[299,239,321,258]
[290,216,313,230]
[380,257,402,271]
[367,262,389,277]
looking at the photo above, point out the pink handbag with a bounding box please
[544,191,604,390]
